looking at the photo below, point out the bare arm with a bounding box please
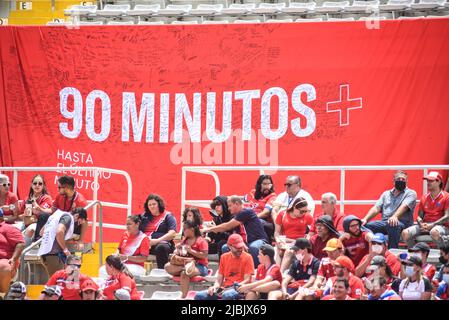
[257,208,271,219]
[363,205,381,224]
[303,275,316,289]
[55,224,68,252]
[203,219,240,234]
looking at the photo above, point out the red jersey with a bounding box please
[0,221,24,260]
[327,274,365,299]
[52,191,88,212]
[275,210,313,239]
[357,250,401,277]
[118,231,150,267]
[219,251,254,287]
[46,270,92,300]
[419,191,449,227]
[310,234,338,260]
[310,210,345,233]
[243,190,277,215]
[343,231,370,266]
[423,263,436,281]
[256,263,282,283]
[19,194,53,216]
[1,191,18,216]
[182,236,209,266]
[317,257,335,280]
[103,272,140,300]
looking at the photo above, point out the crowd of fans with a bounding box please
[1,170,449,300]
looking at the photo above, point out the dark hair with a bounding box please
[183,220,202,238]
[441,245,449,255]
[72,207,87,220]
[105,255,134,279]
[254,175,275,200]
[335,277,350,289]
[58,175,75,189]
[127,214,142,225]
[182,207,203,227]
[287,197,308,213]
[372,276,387,288]
[260,244,276,264]
[144,193,165,218]
[28,174,49,199]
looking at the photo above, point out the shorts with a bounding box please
[197,263,209,277]
[406,224,449,238]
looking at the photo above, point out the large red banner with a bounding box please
[1,20,449,241]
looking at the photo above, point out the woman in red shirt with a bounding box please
[274,197,313,265]
[101,255,141,300]
[165,220,209,299]
[20,175,53,245]
[99,215,149,278]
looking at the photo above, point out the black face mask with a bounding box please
[439,256,448,264]
[395,180,406,192]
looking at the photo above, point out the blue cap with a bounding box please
[0,208,3,218]
[371,233,387,244]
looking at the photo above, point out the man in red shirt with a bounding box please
[194,234,254,300]
[42,255,93,300]
[312,238,345,291]
[237,244,282,300]
[340,215,373,266]
[0,208,25,294]
[308,192,345,238]
[309,215,340,261]
[34,175,88,242]
[354,233,401,278]
[402,171,449,248]
[322,255,365,300]
[0,174,19,224]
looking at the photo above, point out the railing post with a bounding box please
[13,170,18,196]
[99,203,103,267]
[423,168,428,195]
[92,169,99,243]
[340,169,345,213]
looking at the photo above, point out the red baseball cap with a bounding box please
[227,234,246,249]
[423,171,443,182]
[333,256,355,274]
[81,280,99,292]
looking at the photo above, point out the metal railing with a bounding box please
[0,166,132,242]
[181,165,449,213]
[18,200,104,284]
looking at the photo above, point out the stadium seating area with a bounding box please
[1,0,449,26]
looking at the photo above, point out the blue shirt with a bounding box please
[376,187,417,225]
[288,257,320,281]
[234,208,268,244]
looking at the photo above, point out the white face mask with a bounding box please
[442,274,449,284]
[409,252,421,259]
[372,244,383,254]
[405,266,415,277]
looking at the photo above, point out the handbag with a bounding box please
[169,254,194,266]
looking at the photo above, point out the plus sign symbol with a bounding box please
[326,84,363,126]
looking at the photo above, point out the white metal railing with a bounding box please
[0,166,132,242]
[181,165,449,213]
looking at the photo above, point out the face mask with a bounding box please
[443,274,449,284]
[439,256,448,264]
[372,244,383,254]
[405,266,415,277]
[394,180,406,191]
[409,253,422,260]
[296,253,304,263]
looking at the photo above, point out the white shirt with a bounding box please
[399,278,425,300]
[273,189,315,216]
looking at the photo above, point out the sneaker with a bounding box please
[185,261,196,276]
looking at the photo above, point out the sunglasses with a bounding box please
[284,183,297,187]
[68,264,81,268]
[1,183,11,187]
[33,182,43,186]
